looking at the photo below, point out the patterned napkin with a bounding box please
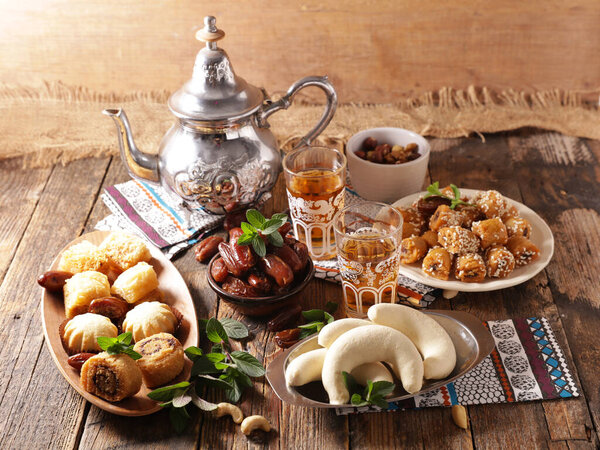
[336,317,579,415]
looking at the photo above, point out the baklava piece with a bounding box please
[63,271,111,319]
[504,216,532,238]
[396,207,426,238]
[506,236,540,266]
[420,230,439,248]
[474,190,508,219]
[485,245,516,278]
[429,205,463,232]
[111,262,159,304]
[133,332,184,388]
[58,241,108,275]
[99,232,152,272]
[471,218,508,249]
[455,253,486,283]
[62,313,118,354]
[400,236,428,264]
[122,301,178,342]
[422,247,453,280]
[437,226,480,255]
[80,352,142,402]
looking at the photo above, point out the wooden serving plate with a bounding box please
[40,231,198,416]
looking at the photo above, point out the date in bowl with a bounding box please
[206,255,315,317]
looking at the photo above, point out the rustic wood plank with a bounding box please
[0,157,111,450]
[507,132,600,446]
[0,157,52,284]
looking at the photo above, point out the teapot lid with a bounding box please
[168,16,265,121]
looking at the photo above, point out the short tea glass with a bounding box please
[283,146,347,261]
[333,202,403,317]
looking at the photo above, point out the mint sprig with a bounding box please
[97,332,142,360]
[423,181,473,210]
[236,209,288,257]
[148,317,265,433]
[298,302,338,339]
[342,372,395,409]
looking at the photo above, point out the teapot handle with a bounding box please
[258,76,337,149]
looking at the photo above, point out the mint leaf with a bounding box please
[184,346,203,361]
[148,381,191,402]
[190,390,217,411]
[172,390,192,408]
[251,236,266,258]
[122,347,142,360]
[230,351,265,377]
[271,213,288,222]
[298,322,321,330]
[302,309,325,322]
[240,221,256,235]
[97,334,140,359]
[262,218,286,235]
[236,232,255,246]
[206,317,228,344]
[299,327,318,339]
[96,336,116,351]
[351,393,369,407]
[169,406,190,434]
[196,374,232,390]
[116,332,133,345]
[219,317,249,339]
[324,311,334,324]
[205,352,226,363]
[191,356,218,376]
[342,371,361,397]
[246,209,266,229]
[371,380,395,398]
[450,184,461,200]
[267,231,284,247]
[370,395,389,409]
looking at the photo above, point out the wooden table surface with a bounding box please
[0,130,599,449]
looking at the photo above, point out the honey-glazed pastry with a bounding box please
[471,218,508,249]
[400,236,428,264]
[455,204,485,228]
[422,247,453,280]
[80,352,142,402]
[58,241,109,275]
[474,190,508,219]
[437,226,480,255]
[485,245,516,278]
[429,205,463,232]
[99,232,152,272]
[111,262,159,304]
[506,236,540,266]
[122,301,178,342]
[62,313,118,354]
[504,216,532,239]
[63,271,111,319]
[133,332,184,388]
[454,253,486,282]
[501,204,519,221]
[420,230,439,248]
[396,207,426,238]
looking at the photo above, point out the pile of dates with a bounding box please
[195,222,310,298]
[354,137,420,165]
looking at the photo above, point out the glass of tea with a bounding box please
[333,202,403,317]
[283,146,347,260]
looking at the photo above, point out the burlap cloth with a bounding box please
[1,82,599,167]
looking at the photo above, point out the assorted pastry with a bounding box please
[38,232,185,402]
[396,183,541,282]
[284,303,457,405]
[195,209,310,298]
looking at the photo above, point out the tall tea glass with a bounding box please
[283,147,347,260]
[333,202,403,317]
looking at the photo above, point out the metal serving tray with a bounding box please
[266,309,495,408]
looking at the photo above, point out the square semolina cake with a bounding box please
[58,241,108,274]
[99,232,152,272]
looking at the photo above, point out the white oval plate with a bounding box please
[392,189,554,292]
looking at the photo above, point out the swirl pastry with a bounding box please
[437,226,480,255]
[62,313,118,354]
[400,236,428,264]
[133,332,184,388]
[485,245,516,278]
[122,301,178,342]
[99,232,152,272]
[111,262,159,304]
[422,247,452,280]
[454,253,486,282]
[507,236,540,266]
[63,271,111,319]
[80,352,142,402]
[471,218,508,249]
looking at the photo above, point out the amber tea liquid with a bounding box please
[286,168,345,260]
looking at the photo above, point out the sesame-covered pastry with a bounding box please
[400,236,428,264]
[422,247,453,280]
[429,205,463,232]
[420,230,439,248]
[504,216,532,239]
[80,352,142,402]
[133,332,184,388]
[506,236,540,266]
[485,245,516,278]
[474,190,508,219]
[455,253,486,283]
[437,226,480,255]
[456,204,485,228]
[396,207,426,238]
[471,218,508,249]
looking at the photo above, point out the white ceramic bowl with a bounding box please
[346,128,430,203]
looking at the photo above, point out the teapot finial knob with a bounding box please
[196,16,225,49]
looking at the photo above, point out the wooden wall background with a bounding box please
[1,0,599,103]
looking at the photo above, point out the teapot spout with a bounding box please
[102,108,160,184]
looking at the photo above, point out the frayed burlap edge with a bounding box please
[1,81,598,168]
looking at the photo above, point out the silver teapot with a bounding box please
[104,16,337,214]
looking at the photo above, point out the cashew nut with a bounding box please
[321,325,424,404]
[350,362,393,386]
[368,303,456,380]
[240,415,271,435]
[452,405,469,429]
[317,318,371,348]
[214,402,243,424]
[285,348,327,386]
